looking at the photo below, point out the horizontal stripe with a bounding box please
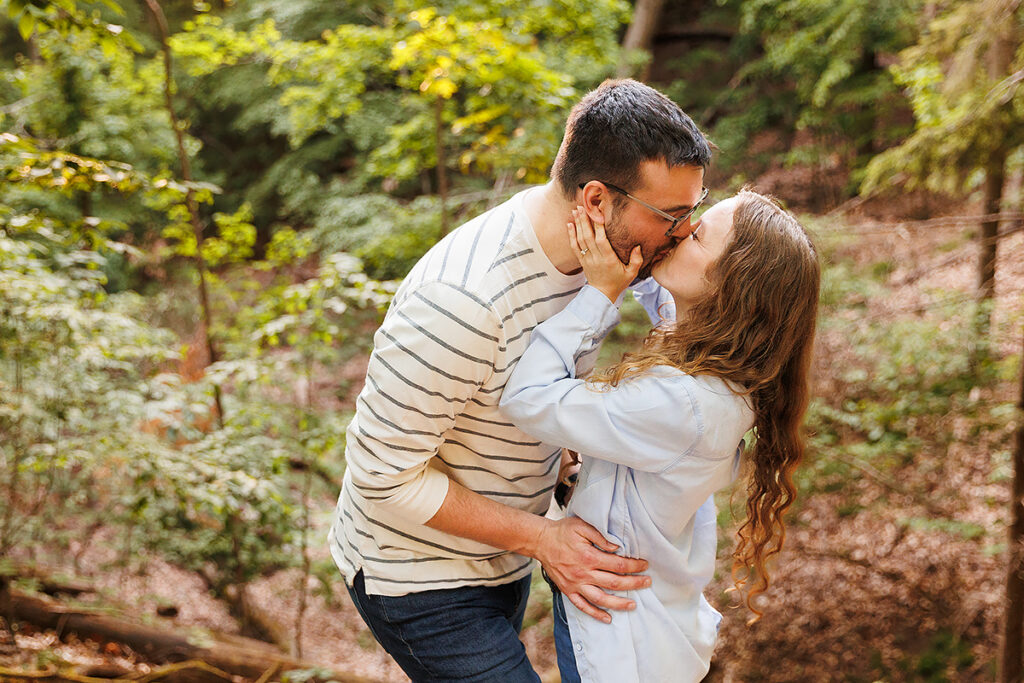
[396,310,495,368]
[435,449,560,482]
[412,290,499,343]
[343,507,430,554]
[351,435,411,472]
[342,537,477,565]
[458,413,517,428]
[488,247,534,272]
[373,357,469,404]
[488,272,548,305]
[356,426,435,454]
[380,329,486,386]
[349,497,504,559]
[366,374,452,420]
[502,324,537,348]
[358,396,444,438]
[363,559,532,586]
[476,484,556,499]
[354,432,425,464]
[332,200,586,589]
[350,480,403,493]
[500,289,579,323]
[443,438,559,464]
[436,280,494,311]
[451,425,541,447]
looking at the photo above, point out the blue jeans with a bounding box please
[549,582,582,683]
[346,570,540,682]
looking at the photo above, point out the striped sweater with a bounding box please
[328,189,593,596]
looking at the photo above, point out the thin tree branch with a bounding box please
[141,0,223,425]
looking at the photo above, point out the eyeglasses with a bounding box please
[579,182,709,237]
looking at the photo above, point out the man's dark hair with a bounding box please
[551,79,713,200]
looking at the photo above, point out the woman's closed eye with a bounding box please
[688,220,703,241]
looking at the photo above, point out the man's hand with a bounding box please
[425,480,649,624]
[534,516,650,623]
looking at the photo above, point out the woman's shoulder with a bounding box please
[640,366,746,402]
[640,369,754,447]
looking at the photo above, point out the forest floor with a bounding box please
[2,194,1023,682]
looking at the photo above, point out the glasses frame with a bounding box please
[579,182,709,237]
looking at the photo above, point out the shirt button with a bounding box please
[575,642,583,652]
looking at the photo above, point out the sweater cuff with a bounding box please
[397,466,452,526]
[567,284,622,339]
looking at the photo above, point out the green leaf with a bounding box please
[18,11,36,40]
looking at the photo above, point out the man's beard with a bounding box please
[604,214,670,281]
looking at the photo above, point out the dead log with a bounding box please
[0,660,234,683]
[8,589,380,683]
[0,563,95,597]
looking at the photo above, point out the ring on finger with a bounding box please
[580,248,589,256]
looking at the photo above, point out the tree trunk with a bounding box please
[972,150,1006,367]
[435,96,450,239]
[7,589,377,683]
[1001,325,1024,683]
[974,20,1016,367]
[979,150,1007,301]
[142,0,223,425]
[617,0,667,80]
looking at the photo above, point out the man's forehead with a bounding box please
[637,160,703,184]
[637,162,704,204]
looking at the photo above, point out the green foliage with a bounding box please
[0,119,391,599]
[371,8,575,184]
[862,0,1024,194]
[899,516,985,541]
[240,251,394,356]
[899,630,976,682]
[797,225,1009,512]
[700,0,920,181]
[3,0,135,47]
[596,294,654,369]
[2,18,169,168]
[0,223,176,557]
[304,192,441,281]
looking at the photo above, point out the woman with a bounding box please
[499,189,820,682]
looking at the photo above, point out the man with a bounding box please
[328,78,712,681]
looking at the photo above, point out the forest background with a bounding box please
[1,0,1023,681]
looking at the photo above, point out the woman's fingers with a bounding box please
[592,217,610,255]
[567,220,581,254]
[573,207,596,257]
[579,209,599,255]
[626,245,643,277]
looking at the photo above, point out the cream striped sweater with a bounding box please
[328,189,593,596]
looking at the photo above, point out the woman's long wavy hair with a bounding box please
[590,189,820,620]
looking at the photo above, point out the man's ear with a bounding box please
[578,181,612,226]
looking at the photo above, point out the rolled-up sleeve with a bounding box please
[500,285,700,473]
[345,280,502,524]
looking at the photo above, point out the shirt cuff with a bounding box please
[628,276,661,296]
[567,284,622,339]
[398,466,452,525]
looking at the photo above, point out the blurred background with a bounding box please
[0,0,1022,681]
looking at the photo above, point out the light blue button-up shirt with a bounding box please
[500,281,754,683]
